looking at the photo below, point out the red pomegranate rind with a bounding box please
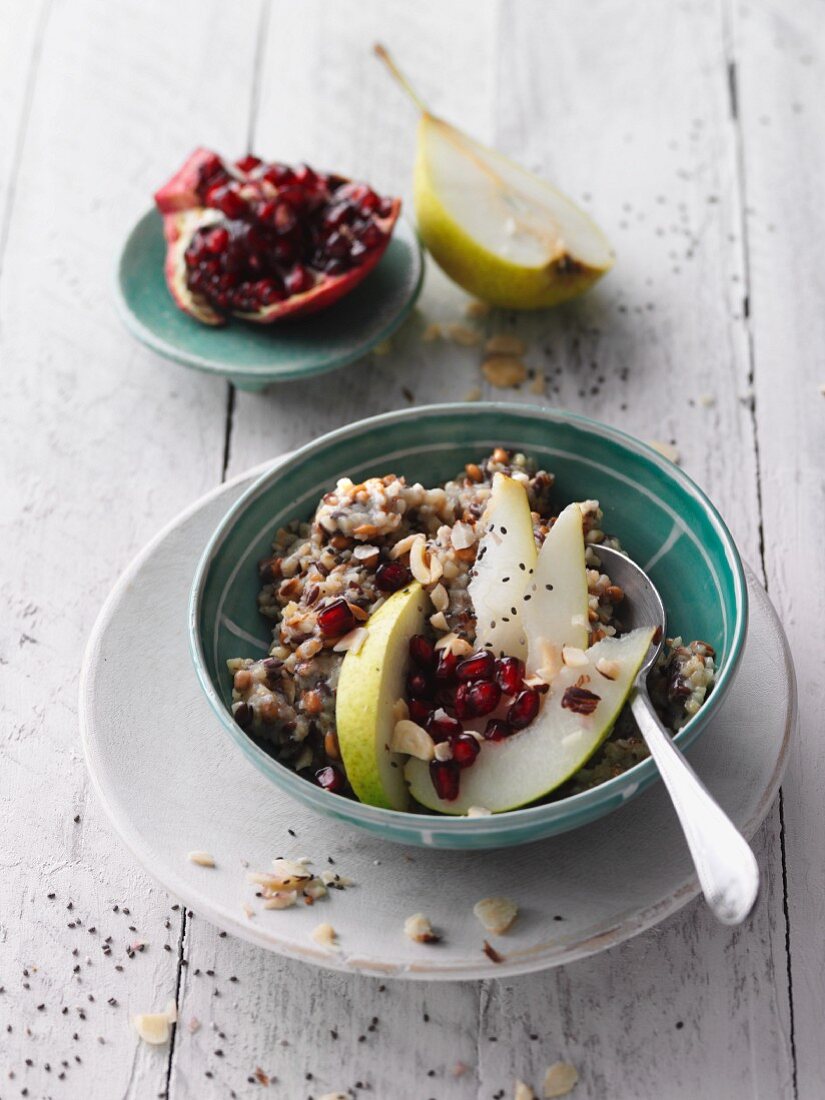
[153,148,401,327]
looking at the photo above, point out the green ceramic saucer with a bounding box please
[115,209,424,391]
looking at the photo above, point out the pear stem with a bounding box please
[373,43,429,115]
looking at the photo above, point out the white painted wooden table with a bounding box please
[1,1,821,1096]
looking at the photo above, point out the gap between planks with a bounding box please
[722,0,796,1092]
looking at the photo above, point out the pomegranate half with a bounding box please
[154,148,401,326]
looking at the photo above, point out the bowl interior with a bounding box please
[195,406,745,791]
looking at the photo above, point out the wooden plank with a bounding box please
[475,2,792,1097]
[732,0,825,1094]
[0,1,257,1096]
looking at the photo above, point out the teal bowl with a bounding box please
[115,210,424,391]
[190,404,748,849]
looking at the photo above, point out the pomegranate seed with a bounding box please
[235,154,262,173]
[451,734,480,769]
[315,765,344,793]
[273,201,297,234]
[205,227,229,254]
[285,265,312,295]
[409,635,436,669]
[496,656,526,696]
[359,223,384,249]
[261,163,295,187]
[209,186,247,219]
[456,650,496,682]
[426,711,463,742]
[325,231,349,259]
[316,598,357,638]
[375,561,412,592]
[483,719,514,741]
[323,202,352,229]
[507,688,541,729]
[407,698,432,725]
[435,649,457,682]
[406,670,433,699]
[454,680,501,719]
[294,164,318,187]
[429,760,460,801]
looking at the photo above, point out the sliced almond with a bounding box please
[422,321,443,342]
[448,322,481,347]
[515,1081,536,1100]
[543,1062,579,1097]
[429,610,449,632]
[451,521,476,550]
[408,535,430,583]
[134,1003,176,1046]
[389,533,420,560]
[264,858,314,889]
[486,333,527,356]
[311,922,337,948]
[404,913,440,943]
[318,1094,351,1100]
[390,719,435,761]
[333,626,368,654]
[473,896,519,935]
[261,891,298,910]
[595,657,620,680]
[482,355,528,388]
[530,374,546,395]
[430,583,449,612]
[187,850,215,868]
[648,439,680,464]
[435,632,474,657]
[562,646,588,668]
[466,805,492,817]
[465,299,491,319]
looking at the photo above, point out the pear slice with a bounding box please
[375,45,614,309]
[336,582,429,810]
[468,473,538,661]
[523,502,590,674]
[405,628,654,815]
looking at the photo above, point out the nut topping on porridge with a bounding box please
[227,449,717,812]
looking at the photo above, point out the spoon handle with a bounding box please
[630,686,760,925]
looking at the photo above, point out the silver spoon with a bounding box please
[595,543,759,925]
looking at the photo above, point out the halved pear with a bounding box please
[523,502,590,673]
[375,45,614,309]
[336,582,429,810]
[405,628,654,815]
[468,473,538,661]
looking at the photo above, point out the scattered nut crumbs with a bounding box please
[311,922,337,948]
[187,850,216,868]
[422,321,443,342]
[248,856,353,911]
[482,939,505,963]
[482,354,528,388]
[404,913,440,943]
[465,299,491,319]
[473,896,519,935]
[515,1080,536,1100]
[543,1061,579,1097]
[698,392,716,408]
[464,386,482,402]
[448,322,482,346]
[485,333,527,356]
[133,1001,177,1045]
[318,1093,350,1100]
[648,440,679,463]
[530,373,545,395]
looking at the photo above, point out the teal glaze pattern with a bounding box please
[190,404,748,850]
[115,210,424,387]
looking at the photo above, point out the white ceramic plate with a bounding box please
[79,464,795,980]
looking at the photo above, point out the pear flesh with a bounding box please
[467,473,538,661]
[405,627,654,815]
[335,582,428,810]
[414,116,614,309]
[523,501,590,672]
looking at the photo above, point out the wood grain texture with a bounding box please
[732,0,825,1095]
[0,0,254,1095]
[0,0,809,1095]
